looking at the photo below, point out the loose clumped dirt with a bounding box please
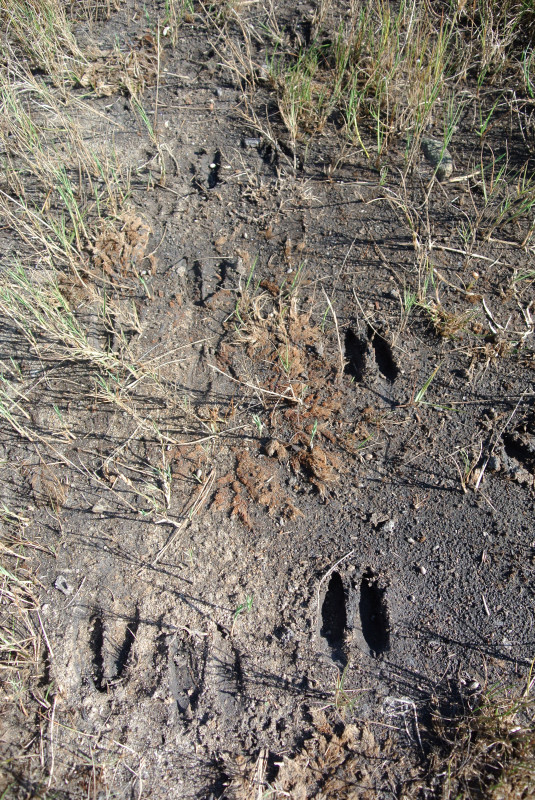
[1,1,535,798]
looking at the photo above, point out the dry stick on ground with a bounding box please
[150,469,215,567]
[46,695,58,789]
[251,747,268,800]
[316,550,354,623]
[383,696,423,752]
[174,424,249,446]
[430,242,504,265]
[482,296,509,334]
[154,21,161,143]
[321,286,345,376]
[208,362,303,404]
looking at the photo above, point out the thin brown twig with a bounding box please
[46,695,57,788]
[154,21,161,143]
[321,287,345,375]
[208,363,302,404]
[150,470,215,566]
[316,550,354,622]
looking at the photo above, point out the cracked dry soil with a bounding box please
[1,2,535,798]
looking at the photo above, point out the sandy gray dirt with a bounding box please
[1,1,535,798]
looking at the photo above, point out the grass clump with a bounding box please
[245,0,535,167]
[0,505,49,798]
[0,506,40,686]
[428,671,535,799]
[0,0,86,84]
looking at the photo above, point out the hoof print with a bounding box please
[367,325,398,382]
[115,607,139,680]
[359,569,390,657]
[169,632,206,717]
[344,326,398,384]
[208,150,221,189]
[344,329,368,382]
[89,610,105,692]
[205,627,244,722]
[502,432,535,486]
[88,607,139,692]
[320,571,347,665]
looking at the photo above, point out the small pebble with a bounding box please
[488,455,501,472]
[421,137,453,181]
[418,565,427,575]
[91,499,111,514]
[242,137,261,148]
[54,575,73,596]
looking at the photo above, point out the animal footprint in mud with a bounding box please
[168,631,207,718]
[359,569,390,657]
[344,329,368,382]
[89,607,139,691]
[320,571,348,665]
[366,325,398,382]
[500,429,535,487]
[344,326,398,383]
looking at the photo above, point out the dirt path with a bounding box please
[1,2,534,798]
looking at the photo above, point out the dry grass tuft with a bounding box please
[0,506,40,692]
[0,0,86,84]
[428,671,535,799]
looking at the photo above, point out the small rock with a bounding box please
[265,439,287,460]
[175,258,188,278]
[91,499,111,514]
[488,455,501,472]
[257,63,270,84]
[54,575,73,595]
[408,594,416,602]
[417,564,427,575]
[421,137,453,181]
[242,137,261,149]
[379,518,396,533]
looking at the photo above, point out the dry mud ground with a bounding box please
[1,2,535,798]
